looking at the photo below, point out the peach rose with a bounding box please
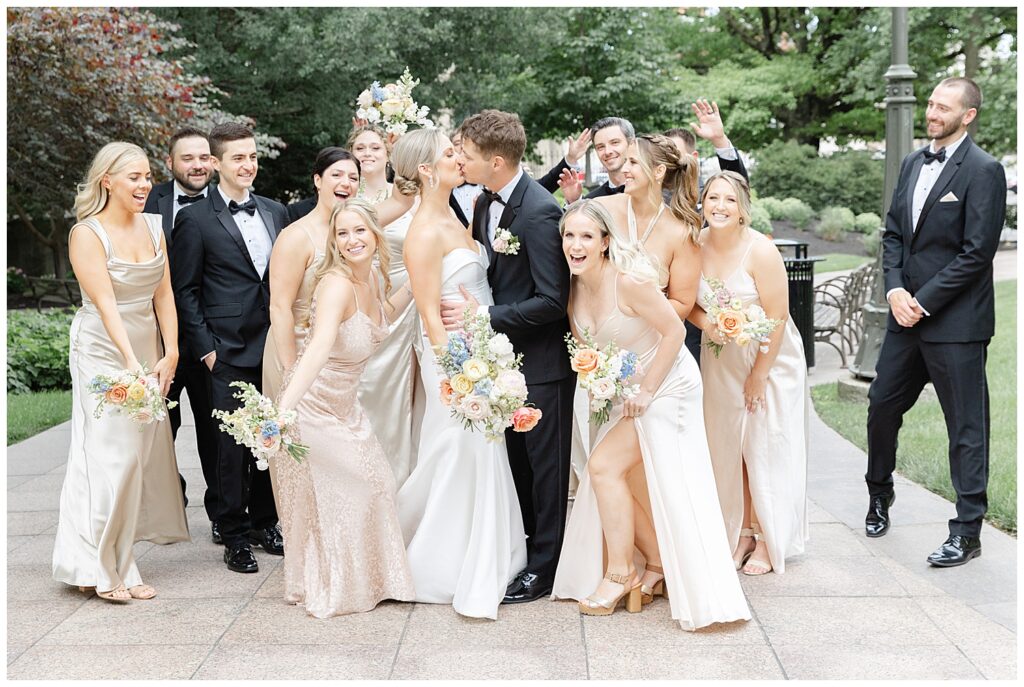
[511,407,543,432]
[716,310,744,338]
[105,384,129,404]
[439,379,455,406]
[571,348,600,376]
[261,434,282,453]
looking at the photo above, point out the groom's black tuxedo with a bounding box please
[867,135,1005,538]
[171,184,289,550]
[472,172,575,585]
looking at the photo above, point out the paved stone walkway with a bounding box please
[6,250,1016,679]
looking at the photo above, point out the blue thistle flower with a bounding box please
[370,81,386,103]
[474,379,493,397]
[260,420,280,438]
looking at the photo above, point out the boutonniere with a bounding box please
[491,227,520,255]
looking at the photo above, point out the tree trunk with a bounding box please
[49,217,69,278]
[963,9,982,138]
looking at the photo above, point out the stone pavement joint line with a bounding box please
[6,266,1017,679]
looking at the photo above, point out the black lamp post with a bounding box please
[850,7,917,379]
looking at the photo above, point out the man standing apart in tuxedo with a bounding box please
[171,122,290,573]
[445,110,575,602]
[144,126,215,510]
[865,77,1005,567]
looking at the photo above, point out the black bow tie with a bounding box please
[228,198,257,215]
[923,147,947,165]
[481,189,506,206]
[177,194,204,205]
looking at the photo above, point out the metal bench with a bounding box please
[26,276,81,310]
[813,262,877,367]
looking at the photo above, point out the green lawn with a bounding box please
[817,253,872,273]
[812,279,1017,533]
[7,389,72,445]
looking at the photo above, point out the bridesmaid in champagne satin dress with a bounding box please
[275,200,415,618]
[53,143,188,602]
[692,172,809,576]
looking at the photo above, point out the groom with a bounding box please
[443,110,576,603]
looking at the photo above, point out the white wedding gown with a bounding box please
[396,242,527,619]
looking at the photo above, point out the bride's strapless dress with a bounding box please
[396,242,527,619]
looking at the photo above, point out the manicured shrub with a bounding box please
[817,206,856,242]
[780,197,815,228]
[854,212,882,234]
[7,308,74,394]
[7,266,29,295]
[759,196,787,220]
[749,201,774,235]
[862,229,882,257]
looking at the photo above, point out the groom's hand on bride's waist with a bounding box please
[440,286,483,330]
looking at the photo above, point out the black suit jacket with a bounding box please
[286,196,316,224]
[882,136,1005,342]
[170,185,289,367]
[143,180,177,240]
[473,174,573,384]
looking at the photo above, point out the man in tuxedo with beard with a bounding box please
[444,109,575,603]
[538,117,634,200]
[865,77,1005,568]
[144,126,215,510]
[171,122,289,573]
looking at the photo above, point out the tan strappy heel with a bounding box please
[128,584,157,600]
[640,563,668,605]
[578,571,642,616]
[95,585,131,603]
[733,527,757,570]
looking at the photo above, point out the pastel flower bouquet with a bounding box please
[87,368,177,425]
[211,382,309,471]
[565,330,642,426]
[701,278,783,358]
[435,311,542,441]
[355,67,434,135]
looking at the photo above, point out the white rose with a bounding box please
[590,398,606,413]
[490,334,513,358]
[607,354,623,378]
[495,369,528,399]
[381,97,406,117]
[357,90,373,109]
[133,408,154,425]
[590,377,616,401]
[460,396,492,421]
[365,108,381,123]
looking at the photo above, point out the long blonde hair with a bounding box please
[73,142,149,221]
[560,199,661,286]
[313,199,393,313]
[390,128,446,196]
[634,134,701,245]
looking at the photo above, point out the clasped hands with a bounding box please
[888,289,926,328]
[439,285,480,330]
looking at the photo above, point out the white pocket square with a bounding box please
[939,192,959,202]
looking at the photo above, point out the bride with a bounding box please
[391,128,527,619]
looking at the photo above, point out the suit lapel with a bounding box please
[254,197,279,243]
[904,154,925,235]
[157,191,174,237]
[487,174,530,277]
[211,190,261,279]
[914,137,972,237]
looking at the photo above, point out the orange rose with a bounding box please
[716,310,744,338]
[512,407,543,432]
[439,379,455,406]
[571,348,600,376]
[105,384,129,404]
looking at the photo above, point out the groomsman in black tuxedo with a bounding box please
[144,126,215,510]
[865,78,1005,567]
[171,122,289,573]
[445,110,575,603]
[448,125,482,227]
[538,116,634,200]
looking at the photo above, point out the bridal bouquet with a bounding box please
[435,311,542,441]
[87,368,177,425]
[565,330,642,426]
[701,278,782,358]
[355,67,434,135]
[211,382,309,470]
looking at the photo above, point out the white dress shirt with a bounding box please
[217,185,272,277]
[452,182,482,226]
[172,182,208,224]
[487,167,524,243]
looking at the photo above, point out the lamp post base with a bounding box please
[849,302,889,380]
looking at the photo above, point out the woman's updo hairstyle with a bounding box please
[634,133,701,245]
[73,142,149,221]
[390,128,446,196]
[313,146,360,181]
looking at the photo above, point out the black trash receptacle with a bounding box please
[773,239,821,368]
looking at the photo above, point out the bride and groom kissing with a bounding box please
[395,109,575,618]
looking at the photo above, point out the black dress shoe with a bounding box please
[865,492,895,538]
[211,522,222,545]
[502,572,552,604]
[927,535,981,567]
[224,544,259,573]
[248,524,284,556]
[504,570,526,597]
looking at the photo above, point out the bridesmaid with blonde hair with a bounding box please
[52,142,189,602]
[274,199,416,618]
[690,171,809,576]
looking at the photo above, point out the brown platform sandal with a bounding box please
[640,564,668,605]
[578,571,642,616]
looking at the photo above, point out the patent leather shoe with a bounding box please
[211,522,222,545]
[927,535,981,567]
[865,492,895,538]
[502,572,552,604]
[248,524,284,556]
[224,543,259,573]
